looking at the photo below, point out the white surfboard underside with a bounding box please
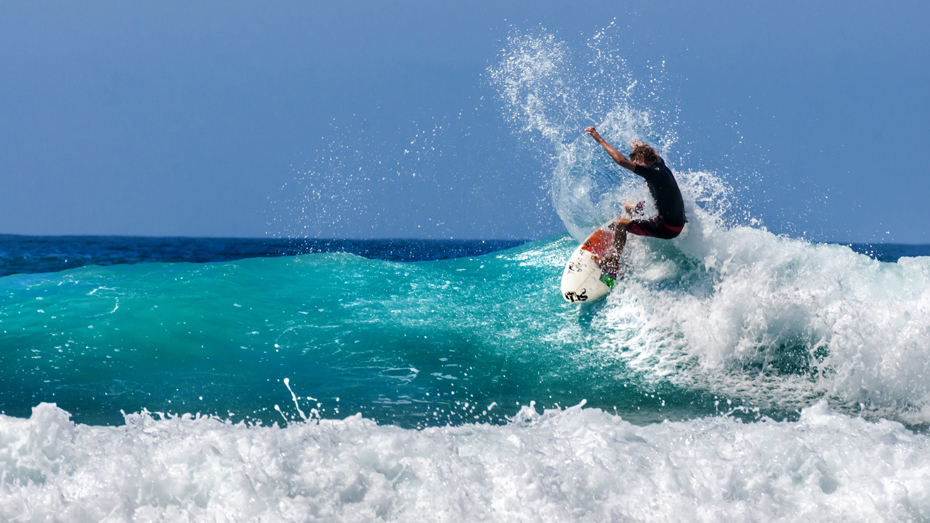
[560,244,611,303]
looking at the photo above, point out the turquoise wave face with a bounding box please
[0,237,723,427]
[4,230,930,430]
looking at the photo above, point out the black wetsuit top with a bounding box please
[632,157,686,227]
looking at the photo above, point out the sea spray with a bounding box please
[488,27,681,241]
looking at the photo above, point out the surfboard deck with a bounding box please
[560,221,622,303]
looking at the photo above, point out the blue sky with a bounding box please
[1,1,928,242]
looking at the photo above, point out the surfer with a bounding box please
[584,127,686,262]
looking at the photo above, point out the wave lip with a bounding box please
[590,218,930,425]
[1,402,928,522]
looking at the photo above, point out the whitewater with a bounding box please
[2,29,930,521]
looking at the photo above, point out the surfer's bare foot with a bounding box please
[620,202,645,220]
[614,216,631,228]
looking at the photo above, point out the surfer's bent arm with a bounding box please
[585,127,637,172]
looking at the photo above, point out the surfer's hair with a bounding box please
[630,144,658,165]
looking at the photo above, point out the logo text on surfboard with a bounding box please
[563,289,588,302]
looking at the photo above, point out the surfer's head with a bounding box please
[629,144,659,166]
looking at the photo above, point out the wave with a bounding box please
[2,230,929,429]
[1,401,927,521]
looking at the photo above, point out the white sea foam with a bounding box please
[575,172,930,422]
[1,402,927,522]
[492,29,930,424]
[595,213,930,424]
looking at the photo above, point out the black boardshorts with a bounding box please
[627,217,684,239]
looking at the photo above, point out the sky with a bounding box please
[1,1,928,242]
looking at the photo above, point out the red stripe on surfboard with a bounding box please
[582,229,613,257]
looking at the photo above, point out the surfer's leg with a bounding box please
[627,217,682,239]
[613,217,630,258]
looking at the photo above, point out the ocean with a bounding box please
[1,234,929,521]
[4,29,930,523]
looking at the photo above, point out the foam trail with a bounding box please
[1,402,927,521]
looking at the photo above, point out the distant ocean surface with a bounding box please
[0,235,526,278]
[2,233,919,276]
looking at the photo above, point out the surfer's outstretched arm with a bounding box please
[585,127,637,172]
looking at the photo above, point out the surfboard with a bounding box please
[560,221,622,303]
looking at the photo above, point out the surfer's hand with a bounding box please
[585,127,601,142]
